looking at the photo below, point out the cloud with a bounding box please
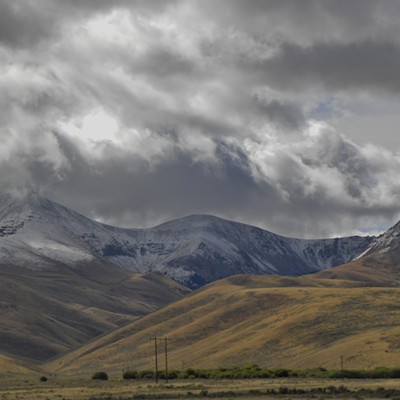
[1,0,400,238]
[261,41,400,95]
[0,1,55,48]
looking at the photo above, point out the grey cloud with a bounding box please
[199,0,396,44]
[125,47,199,80]
[0,0,179,48]
[0,1,55,48]
[255,97,306,131]
[261,41,400,94]
[298,132,376,203]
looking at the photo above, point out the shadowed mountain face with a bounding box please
[0,192,375,288]
[0,260,188,361]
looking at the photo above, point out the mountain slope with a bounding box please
[46,275,400,374]
[0,259,188,361]
[0,192,375,288]
[0,354,40,377]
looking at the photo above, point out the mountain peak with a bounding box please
[0,192,378,288]
[362,219,400,259]
[0,191,67,225]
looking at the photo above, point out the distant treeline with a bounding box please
[122,365,400,380]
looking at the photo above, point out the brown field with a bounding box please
[3,375,400,400]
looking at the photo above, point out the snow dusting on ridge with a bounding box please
[0,192,377,287]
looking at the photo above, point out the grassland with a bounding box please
[5,374,400,400]
[4,274,400,399]
[44,275,400,374]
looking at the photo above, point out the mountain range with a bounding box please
[1,191,399,367]
[44,220,400,373]
[0,192,376,288]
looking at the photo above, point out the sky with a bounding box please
[1,0,400,238]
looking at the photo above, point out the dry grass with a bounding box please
[45,275,400,375]
[0,354,40,376]
[315,250,400,286]
[3,375,400,400]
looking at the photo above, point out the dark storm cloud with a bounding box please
[41,135,277,228]
[32,128,400,238]
[201,0,395,43]
[0,2,51,47]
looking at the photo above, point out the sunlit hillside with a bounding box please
[46,275,400,374]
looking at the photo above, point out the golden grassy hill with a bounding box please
[315,258,400,285]
[45,274,400,375]
[315,231,400,286]
[0,354,40,377]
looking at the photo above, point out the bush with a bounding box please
[92,371,108,380]
[274,368,290,377]
[123,370,137,380]
[279,386,289,394]
[137,369,154,379]
[39,376,48,382]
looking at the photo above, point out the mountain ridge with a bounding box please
[315,218,400,285]
[0,192,377,288]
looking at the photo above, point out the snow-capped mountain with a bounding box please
[0,192,376,288]
[358,220,400,264]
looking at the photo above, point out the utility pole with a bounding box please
[164,337,169,383]
[154,337,159,384]
[340,355,344,379]
[152,337,171,384]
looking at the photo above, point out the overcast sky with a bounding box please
[2,0,400,238]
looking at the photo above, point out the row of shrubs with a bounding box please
[86,386,400,399]
[110,365,400,380]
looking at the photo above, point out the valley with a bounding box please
[2,193,400,400]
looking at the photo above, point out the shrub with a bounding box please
[279,386,289,394]
[123,370,137,380]
[274,368,290,377]
[138,369,154,379]
[92,371,108,380]
[40,376,48,382]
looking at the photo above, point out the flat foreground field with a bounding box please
[2,377,400,400]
